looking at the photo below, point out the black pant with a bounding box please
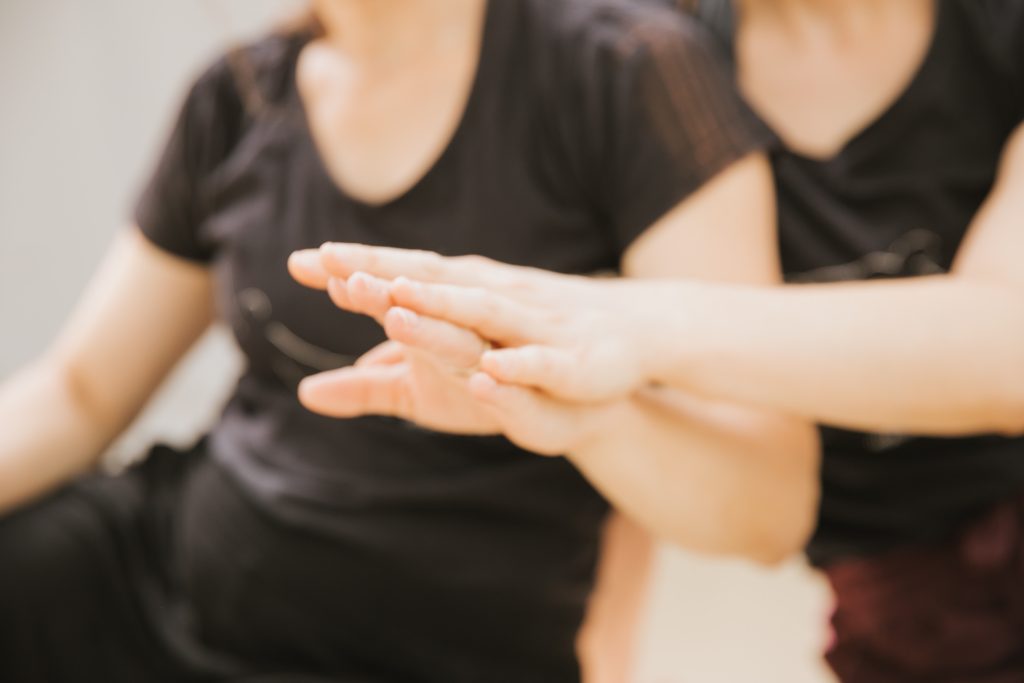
[0,447,391,683]
[0,445,580,683]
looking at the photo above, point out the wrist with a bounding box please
[625,281,701,388]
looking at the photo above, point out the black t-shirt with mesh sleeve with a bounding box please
[133,0,770,676]
[695,0,1024,566]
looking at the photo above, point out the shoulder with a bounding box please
[523,0,724,68]
[181,31,302,127]
[953,0,1024,27]
[948,0,1024,109]
[518,0,732,118]
[949,0,1024,61]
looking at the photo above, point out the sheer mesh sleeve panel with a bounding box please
[133,57,245,263]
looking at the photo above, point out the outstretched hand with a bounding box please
[289,243,657,403]
[289,254,624,455]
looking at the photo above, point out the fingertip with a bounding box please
[350,271,388,295]
[347,270,369,291]
[288,248,321,270]
[320,241,351,259]
[480,350,513,381]
[319,242,354,275]
[326,277,350,308]
[390,276,424,305]
[297,375,324,410]
[468,371,500,401]
[288,249,329,288]
[383,307,419,341]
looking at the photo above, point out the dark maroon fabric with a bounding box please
[824,492,1024,683]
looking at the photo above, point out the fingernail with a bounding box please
[469,371,499,399]
[392,307,419,329]
[354,272,387,296]
[348,271,369,290]
[480,351,504,375]
[395,277,423,298]
[327,277,348,298]
[289,249,321,270]
[321,243,357,267]
[322,242,349,255]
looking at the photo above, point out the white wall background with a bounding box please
[0,2,834,681]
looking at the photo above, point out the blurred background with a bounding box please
[0,2,834,681]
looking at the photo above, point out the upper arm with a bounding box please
[577,513,655,683]
[952,122,1024,288]
[576,9,778,284]
[48,228,214,431]
[622,152,778,283]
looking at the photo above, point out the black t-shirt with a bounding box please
[696,0,1024,566]
[135,0,769,677]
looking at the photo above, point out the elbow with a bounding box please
[991,356,1024,437]
[995,391,1024,437]
[707,467,818,568]
[742,434,820,568]
[990,308,1024,437]
[743,500,817,568]
[50,355,126,438]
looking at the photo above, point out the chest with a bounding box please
[296,41,480,207]
[198,86,616,384]
[737,0,935,160]
[734,1,1015,279]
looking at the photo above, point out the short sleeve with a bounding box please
[133,57,245,263]
[1009,4,1024,121]
[970,0,1024,124]
[562,8,775,252]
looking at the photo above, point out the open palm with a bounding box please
[298,341,501,435]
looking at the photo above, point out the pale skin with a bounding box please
[292,0,1024,442]
[0,2,814,680]
[290,153,820,565]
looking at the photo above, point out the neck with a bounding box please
[738,0,904,41]
[311,0,485,65]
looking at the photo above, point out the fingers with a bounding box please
[288,249,331,290]
[467,373,591,456]
[298,365,410,419]
[384,307,490,370]
[389,277,541,345]
[319,243,507,288]
[478,346,581,398]
[326,272,394,324]
[355,340,406,367]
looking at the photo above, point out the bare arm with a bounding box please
[0,229,213,513]
[576,515,655,683]
[317,125,1024,438]
[637,123,1024,436]
[572,154,818,563]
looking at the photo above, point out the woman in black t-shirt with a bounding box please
[0,1,818,681]
[291,1,1024,681]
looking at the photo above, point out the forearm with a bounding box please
[638,275,1024,436]
[568,388,818,565]
[0,359,120,514]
